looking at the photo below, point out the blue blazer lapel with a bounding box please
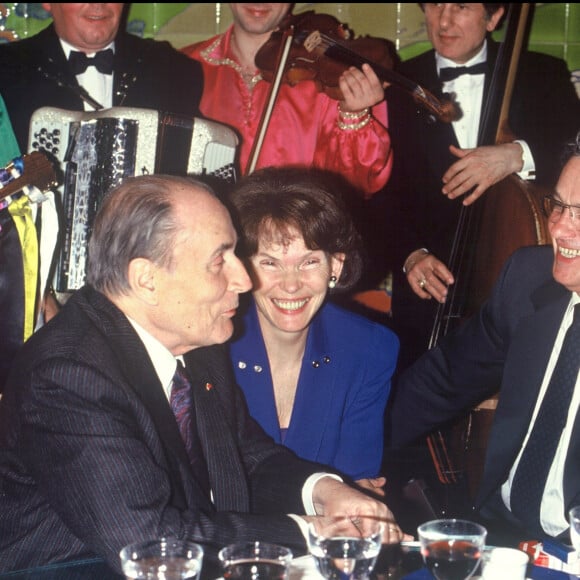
[231,302,280,440]
[284,308,336,461]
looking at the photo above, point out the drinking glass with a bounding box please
[569,506,580,575]
[119,537,203,580]
[307,517,384,580]
[417,519,486,580]
[570,506,580,552]
[218,541,293,579]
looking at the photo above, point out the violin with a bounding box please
[255,11,460,124]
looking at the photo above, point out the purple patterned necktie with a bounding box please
[170,361,211,497]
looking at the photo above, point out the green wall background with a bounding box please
[2,3,578,96]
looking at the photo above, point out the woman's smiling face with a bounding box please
[249,226,344,336]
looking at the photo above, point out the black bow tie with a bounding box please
[439,62,487,82]
[69,49,114,75]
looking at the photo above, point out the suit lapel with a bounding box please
[185,347,250,512]
[420,51,460,165]
[36,26,86,109]
[480,284,572,501]
[84,287,209,509]
[112,34,143,106]
[285,312,335,460]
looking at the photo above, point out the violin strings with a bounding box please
[314,32,448,118]
[315,33,368,69]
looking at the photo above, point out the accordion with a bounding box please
[28,106,239,292]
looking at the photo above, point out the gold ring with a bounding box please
[418,278,426,289]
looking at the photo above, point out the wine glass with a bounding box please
[569,506,580,575]
[119,537,204,579]
[307,517,384,580]
[417,519,486,580]
[218,541,293,580]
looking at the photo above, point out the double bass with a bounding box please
[425,4,552,501]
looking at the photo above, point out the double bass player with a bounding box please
[379,2,579,372]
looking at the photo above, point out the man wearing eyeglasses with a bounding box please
[387,129,580,546]
[376,3,579,372]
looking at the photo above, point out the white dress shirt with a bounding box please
[436,40,535,179]
[60,38,114,110]
[501,293,580,535]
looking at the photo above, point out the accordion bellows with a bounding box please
[28,106,239,292]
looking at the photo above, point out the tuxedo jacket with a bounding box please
[375,40,579,368]
[382,41,579,271]
[0,24,204,152]
[387,245,580,536]
[229,298,399,480]
[0,286,331,574]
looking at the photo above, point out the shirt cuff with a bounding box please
[302,472,343,515]
[288,514,311,541]
[514,140,535,180]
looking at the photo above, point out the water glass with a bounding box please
[570,506,580,552]
[307,517,384,579]
[218,541,293,579]
[417,519,486,580]
[119,537,203,579]
[569,506,580,576]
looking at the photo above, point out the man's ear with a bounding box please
[128,258,159,305]
[487,6,505,33]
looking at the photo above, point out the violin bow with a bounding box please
[246,25,295,175]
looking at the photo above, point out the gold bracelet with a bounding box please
[338,103,370,120]
[337,115,371,131]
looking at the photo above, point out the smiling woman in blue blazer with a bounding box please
[228,167,399,493]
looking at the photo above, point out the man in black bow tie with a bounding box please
[367,3,579,372]
[0,3,204,151]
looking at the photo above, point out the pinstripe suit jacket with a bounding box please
[0,286,330,574]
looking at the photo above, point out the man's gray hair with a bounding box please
[86,174,216,296]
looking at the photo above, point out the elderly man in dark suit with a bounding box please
[0,3,204,151]
[388,130,580,544]
[0,174,406,577]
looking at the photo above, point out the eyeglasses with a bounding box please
[543,195,580,225]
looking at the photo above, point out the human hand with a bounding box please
[303,513,411,545]
[442,142,524,205]
[310,476,412,543]
[338,63,385,111]
[355,476,386,497]
[43,289,61,322]
[404,250,454,302]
